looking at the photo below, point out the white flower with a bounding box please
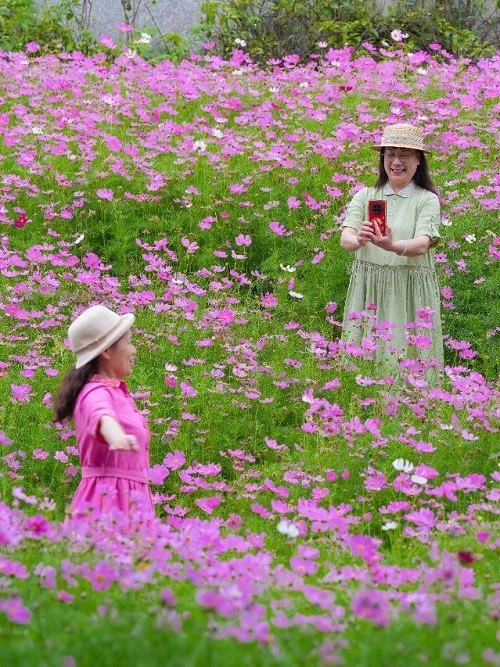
[392,458,414,473]
[464,234,476,243]
[288,291,303,299]
[391,29,409,42]
[31,126,44,135]
[212,128,223,139]
[441,216,452,227]
[137,32,152,44]
[277,520,299,538]
[234,38,247,47]
[411,474,428,485]
[102,95,117,106]
[280,264,296,273]
[193,140,207,152]
[417,68,428,76]
[381,521,398,531]
[298,81,309,88]
[164,363,178,372]
[72,234,85,245]
[125,48,137,59]
[317,41,328,49]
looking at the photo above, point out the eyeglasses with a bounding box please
[384,149,417,161]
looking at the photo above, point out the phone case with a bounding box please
[368,200,387,236]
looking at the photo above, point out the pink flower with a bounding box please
[351,589,390,627]
[98,35,117,49]
[196,495,222,514]
[148,464,170,484]
[235,234,252,246]
[269,221,287,236]
[0,431,12,446]
[14,214,28,228]
[11,384,31,403]
[164,374,177,388]
[163,451,186,470]
[180,381,197,398]
[0,597,31,624]
[96,189,114,201]
[290,556,318,575]
[181,237,199,254]
[261,292,278,308]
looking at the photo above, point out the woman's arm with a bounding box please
[370,222,432,257]
[340,224,373,252]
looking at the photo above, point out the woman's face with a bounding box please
[101,330,136,379]
[383,147,420,191]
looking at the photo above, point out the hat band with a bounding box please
[382,132,423,147]
[73,320,123,354]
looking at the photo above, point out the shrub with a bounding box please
[199,0,498,63]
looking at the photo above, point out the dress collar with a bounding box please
[382,181,416,198]
[89,374,123,388]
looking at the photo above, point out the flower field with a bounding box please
[0,41,499,666]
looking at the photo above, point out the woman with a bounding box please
[54,304,154,517]
[340,123,443,369]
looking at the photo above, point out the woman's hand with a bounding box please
[357,221,377,247]
[370,221,394,250]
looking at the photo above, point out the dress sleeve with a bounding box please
[342,188,368,232]
[415,192,441,247]
[79,385,118,438]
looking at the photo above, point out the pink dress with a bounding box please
[70,375,154,516]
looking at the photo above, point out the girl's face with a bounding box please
[384,147,420,191]
[101,330,136,379]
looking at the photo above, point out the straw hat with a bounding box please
[68,305,134,369]
[373,123,429,152]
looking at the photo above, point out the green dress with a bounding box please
[341,182,444,368]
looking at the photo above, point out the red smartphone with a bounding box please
[368,199,387,236]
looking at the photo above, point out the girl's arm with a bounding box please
[99,415,139,451]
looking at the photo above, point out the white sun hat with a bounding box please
[68,305,134,369]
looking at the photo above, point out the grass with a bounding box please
[0,43,499,665]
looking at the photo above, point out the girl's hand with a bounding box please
[108,435,139,452]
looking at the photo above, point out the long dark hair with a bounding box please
[53,358,99,423]
[374,150,438,194]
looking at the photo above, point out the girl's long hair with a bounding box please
[374,150,438,194]
[53,358,98,422]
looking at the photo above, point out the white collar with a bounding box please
[382,181,416,198]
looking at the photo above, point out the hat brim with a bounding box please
[74,313,135,369]
[372,144,430,153]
